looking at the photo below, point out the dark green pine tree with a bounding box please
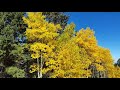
[43,12,69,34]
[115,58,120,67]
[0,12,30,78]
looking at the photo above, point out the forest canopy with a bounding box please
[0,12,119,78]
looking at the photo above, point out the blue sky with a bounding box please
[66,12,120,62]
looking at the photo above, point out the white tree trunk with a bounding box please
[40,54,42,78]
[37,58,40,78]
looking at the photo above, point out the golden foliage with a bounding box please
[23,13,119,78]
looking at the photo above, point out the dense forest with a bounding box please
[0,12,120,78]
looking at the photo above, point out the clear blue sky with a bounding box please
[66,12,120,63]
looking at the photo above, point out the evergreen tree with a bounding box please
[0,12,29,78]
[116,58,120,67]
[43,12,69,34]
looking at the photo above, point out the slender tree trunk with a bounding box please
[37,58,40,78]
[40,54,42,78]
[86,68,88,78]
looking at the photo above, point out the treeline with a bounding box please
[0,12,120,78]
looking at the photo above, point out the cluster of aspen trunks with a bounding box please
[90,65,108,78]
